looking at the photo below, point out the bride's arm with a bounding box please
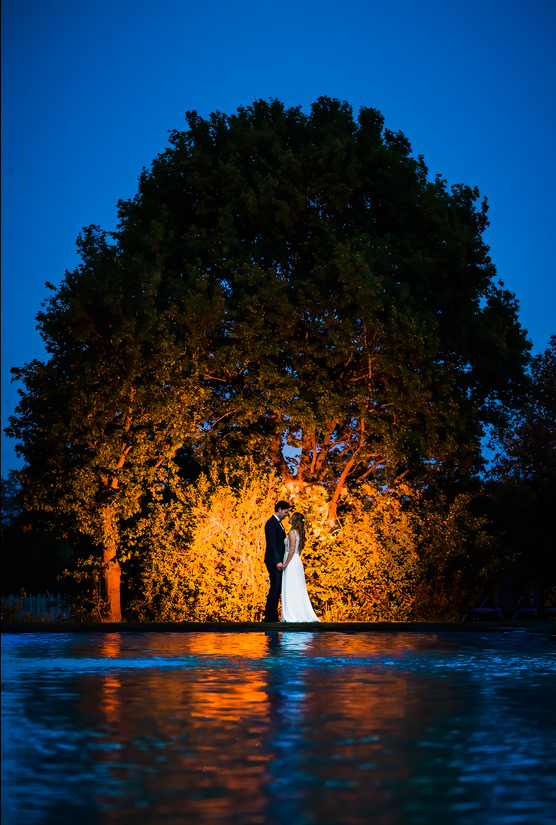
[282,530,296,569]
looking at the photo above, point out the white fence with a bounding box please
[2,593,72,620]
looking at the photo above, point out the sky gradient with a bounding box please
[2,0,555,476]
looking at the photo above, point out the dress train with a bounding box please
[281,532,320,623]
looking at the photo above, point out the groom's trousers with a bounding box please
[264,564,282,622]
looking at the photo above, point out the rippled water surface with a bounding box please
[2,630,555,825]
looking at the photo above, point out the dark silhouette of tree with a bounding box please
[0,476,76,596]
[486,337,556,593]
[492,336,555,482]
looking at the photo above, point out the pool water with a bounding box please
[2,630,555,825]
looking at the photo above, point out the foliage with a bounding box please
[57,553,108,621]
[485,337,556,600]
[1,476,22,536]
[411,491,499,619]
[122,469,498,622]
[5,97,531,618]
[490,336,556,483]
[300,481,499,621]
[303,482,421,621]
[1,475,77,596]
[125,463,283,621]
[6,227,208,619]
[115,97,530,518]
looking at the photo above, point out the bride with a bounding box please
[280,512,321,622]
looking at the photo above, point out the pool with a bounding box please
[2,630,555,824]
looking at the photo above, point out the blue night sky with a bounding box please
[1,0,555,476]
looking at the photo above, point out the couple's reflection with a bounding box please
[262,631,317,724]
[263,630,317,654]
[262,630,316,720]
[261,631,317,823]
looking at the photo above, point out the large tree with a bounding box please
[7,227,212,620]
[116,97,529,514]
[7,97,530,618]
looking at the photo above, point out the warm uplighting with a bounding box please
[99,633,123,658]
[186,632,269,658]
[100,674,123,719]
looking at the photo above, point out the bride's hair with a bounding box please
[289,512,306,552]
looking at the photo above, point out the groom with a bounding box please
[263,500,291,622]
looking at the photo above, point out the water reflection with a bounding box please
[2,631,556,825]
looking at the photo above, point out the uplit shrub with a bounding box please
[302,482,421,621]
[126,463,285,621]
[123,465,501,623]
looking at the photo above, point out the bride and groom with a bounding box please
[263,500,321,623]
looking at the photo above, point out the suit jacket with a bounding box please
[264,514,286,567]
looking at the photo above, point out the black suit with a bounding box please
[264,514,286,621]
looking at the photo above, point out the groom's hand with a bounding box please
[277,562,284,570]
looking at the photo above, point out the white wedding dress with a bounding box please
[281,531,321,622]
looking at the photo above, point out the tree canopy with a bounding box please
[6,97,531,619]
[114,97,529,511]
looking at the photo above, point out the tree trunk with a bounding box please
[269,430,291,480]
[101,504,122,622]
